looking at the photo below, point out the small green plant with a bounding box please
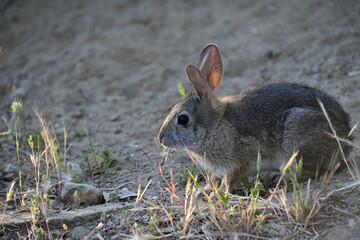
[10,100,23,113]
[109,191,118,201]
[177,81,186,99]
[83,121,116,174]
[30,194,42,224]
[62,224,68,231]
[61,224,69,238]
[176,164,199,185]
[43,193,50,210]
[99,148,116,170]
[81,154,93,178]
[84,120,101,169]
[74,128,87,137]
[149,212,159,230]
[33,226,45,240]
[11,100,23,191]
[64,163,82,182]
[81,147,116,178]
[73,190,80,205]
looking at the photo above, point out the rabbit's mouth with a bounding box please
[159,134,201,151]
[158,132,178,149]
[159,136,183,149]
[159,136,177,149]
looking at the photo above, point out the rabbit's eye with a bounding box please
[177,114,189,126]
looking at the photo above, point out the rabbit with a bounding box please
[158,44,352,193]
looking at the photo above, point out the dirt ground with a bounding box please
[1,0,360,239]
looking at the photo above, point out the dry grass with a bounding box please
[121,101,360,239]
[1,100,359,239]
[1,105,69,239]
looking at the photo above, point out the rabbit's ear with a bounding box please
[198,44,223,89]
[186,65,211,99]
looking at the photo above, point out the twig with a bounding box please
[317,99,355,180]
[179,231,273,239]
[329,205,360,221]
[133,145,157,171]
[98,182,134,191]
[320,180,360,201]
[135,179,152,206]
[115,233,134,238]
[130,205,183,212]
[325,132,360,150]
[95,233,104,240]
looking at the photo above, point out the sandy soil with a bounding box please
[1,0,360,239]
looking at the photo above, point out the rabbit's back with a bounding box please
[226,82,350,137]
[222,82,351,177]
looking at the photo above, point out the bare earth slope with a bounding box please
[1,0,360,239]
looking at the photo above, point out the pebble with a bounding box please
[71,226,90,238]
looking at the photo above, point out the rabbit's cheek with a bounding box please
[160,135,175,148]
[178,126,206,150]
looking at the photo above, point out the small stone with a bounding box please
[110,114,119,121]
[60,182,105,206]
[71,226,90,238]
[348,71,360,77]
[114,129,122,134]
[71,109,84,119]
[264,222,286,237]
[348,219,356,228]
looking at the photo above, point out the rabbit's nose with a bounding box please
[158,135,163,145]
[158,132,165,146]
[157,130,163,141]
[158,133,173,148]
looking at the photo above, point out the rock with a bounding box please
[264,222,287,237]
[60,182,105,206]
[71,226,90,238]
[347,218,356,228]
[0,163,17,182]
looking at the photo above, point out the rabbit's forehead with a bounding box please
[172,97,199,114]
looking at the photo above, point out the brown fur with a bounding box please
[158,44,352,192]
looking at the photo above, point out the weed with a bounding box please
[82,121,116,177]
[30,194,42,223]
[176,164,199,185]
[146,148,270,238]
[73,190,80,206]
[6,181,16,203]
[74,128,87,138]
[1,101,73,238]
[318,99,358,180]
[269,150,343,232]
[10,100,23,115]
[177,81,187,99]
[99,148,116,170]
[35,109,67,180]
[63,162,82,182]
[84,120,101,170]
[11,100,23,191]
[149,212,160,230]
[109,191,118,201]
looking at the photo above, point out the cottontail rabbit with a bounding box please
[158,44,352,192]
